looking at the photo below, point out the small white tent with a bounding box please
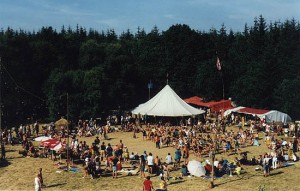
[224,106,292,123]
[132,85,205,116]
[187,160,206,177]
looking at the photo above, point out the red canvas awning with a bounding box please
[184,96,233,112]
[184,96,204,106]
[209,100,234,112]
[237,107,270,115]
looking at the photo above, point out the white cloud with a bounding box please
[96,18,119,26]
[164,14,176,19]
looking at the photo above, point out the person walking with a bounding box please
[174,148,181,168]
[140,155,146,178]
[143,176,154,191]
[38,168,44,187]
[1,143,5,160]
[34,174,42,191]
[263,154,271,177]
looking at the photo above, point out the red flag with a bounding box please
[216,57,221,71]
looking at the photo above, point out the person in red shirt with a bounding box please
[143,176,154,191]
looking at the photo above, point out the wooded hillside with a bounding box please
[0,15,299,126]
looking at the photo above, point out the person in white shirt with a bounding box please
[272,153,278,169]
[34,174,41,191]
[129,152,135,160]
[165,153,173,164]
[214,159,219,167]
[147,153,154,174]
[74,139,78,150]
[281,139,287,146]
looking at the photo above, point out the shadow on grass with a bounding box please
[270,171,284,176]
[104,137,115,141]
[6,149,16,152]
[168,180,186,185]
[45,183,66,188]
[0,159,11,167]
[214,172,260,187]
[10,156,26,159]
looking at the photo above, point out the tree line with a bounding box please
[0,15,299,126]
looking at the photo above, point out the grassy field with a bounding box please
[0,127,300,191]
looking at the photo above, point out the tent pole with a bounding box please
[209,145,216,188]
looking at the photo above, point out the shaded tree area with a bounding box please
[0,15,299,126]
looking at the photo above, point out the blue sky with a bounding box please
[1,0,300,34]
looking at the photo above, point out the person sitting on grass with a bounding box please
[156,177,168,191]
[165,153,173,165]
[180,164,188,177]
[129,152,135,160]
[234,164,242,176]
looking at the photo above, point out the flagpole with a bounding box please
[148,80,152,100]
[216,53,224,100]
[221,72,225,100]
[166,73,169,85]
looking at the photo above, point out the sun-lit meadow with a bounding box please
[0,125,300,191]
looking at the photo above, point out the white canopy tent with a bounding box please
[258,110,292,123]
[132,85,205,116]
[224,106,292,123]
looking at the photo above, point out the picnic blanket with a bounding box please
[119,168,139,175]
[57,165,80,172]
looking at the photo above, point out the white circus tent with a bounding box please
[132,85,205,117]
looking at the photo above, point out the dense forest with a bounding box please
[0,15,299,126]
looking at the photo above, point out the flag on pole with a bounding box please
[216,57,221,71]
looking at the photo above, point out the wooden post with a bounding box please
[66,93,69,172]
[209,146,215,189]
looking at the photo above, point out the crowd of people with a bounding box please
[0,114,299,191]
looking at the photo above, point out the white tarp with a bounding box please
[132,85,205,116]
[258,110,292,123]
[223,106,245,116]
[187,160,206,177]
[34,136,51,141]
[52,142,63,151]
